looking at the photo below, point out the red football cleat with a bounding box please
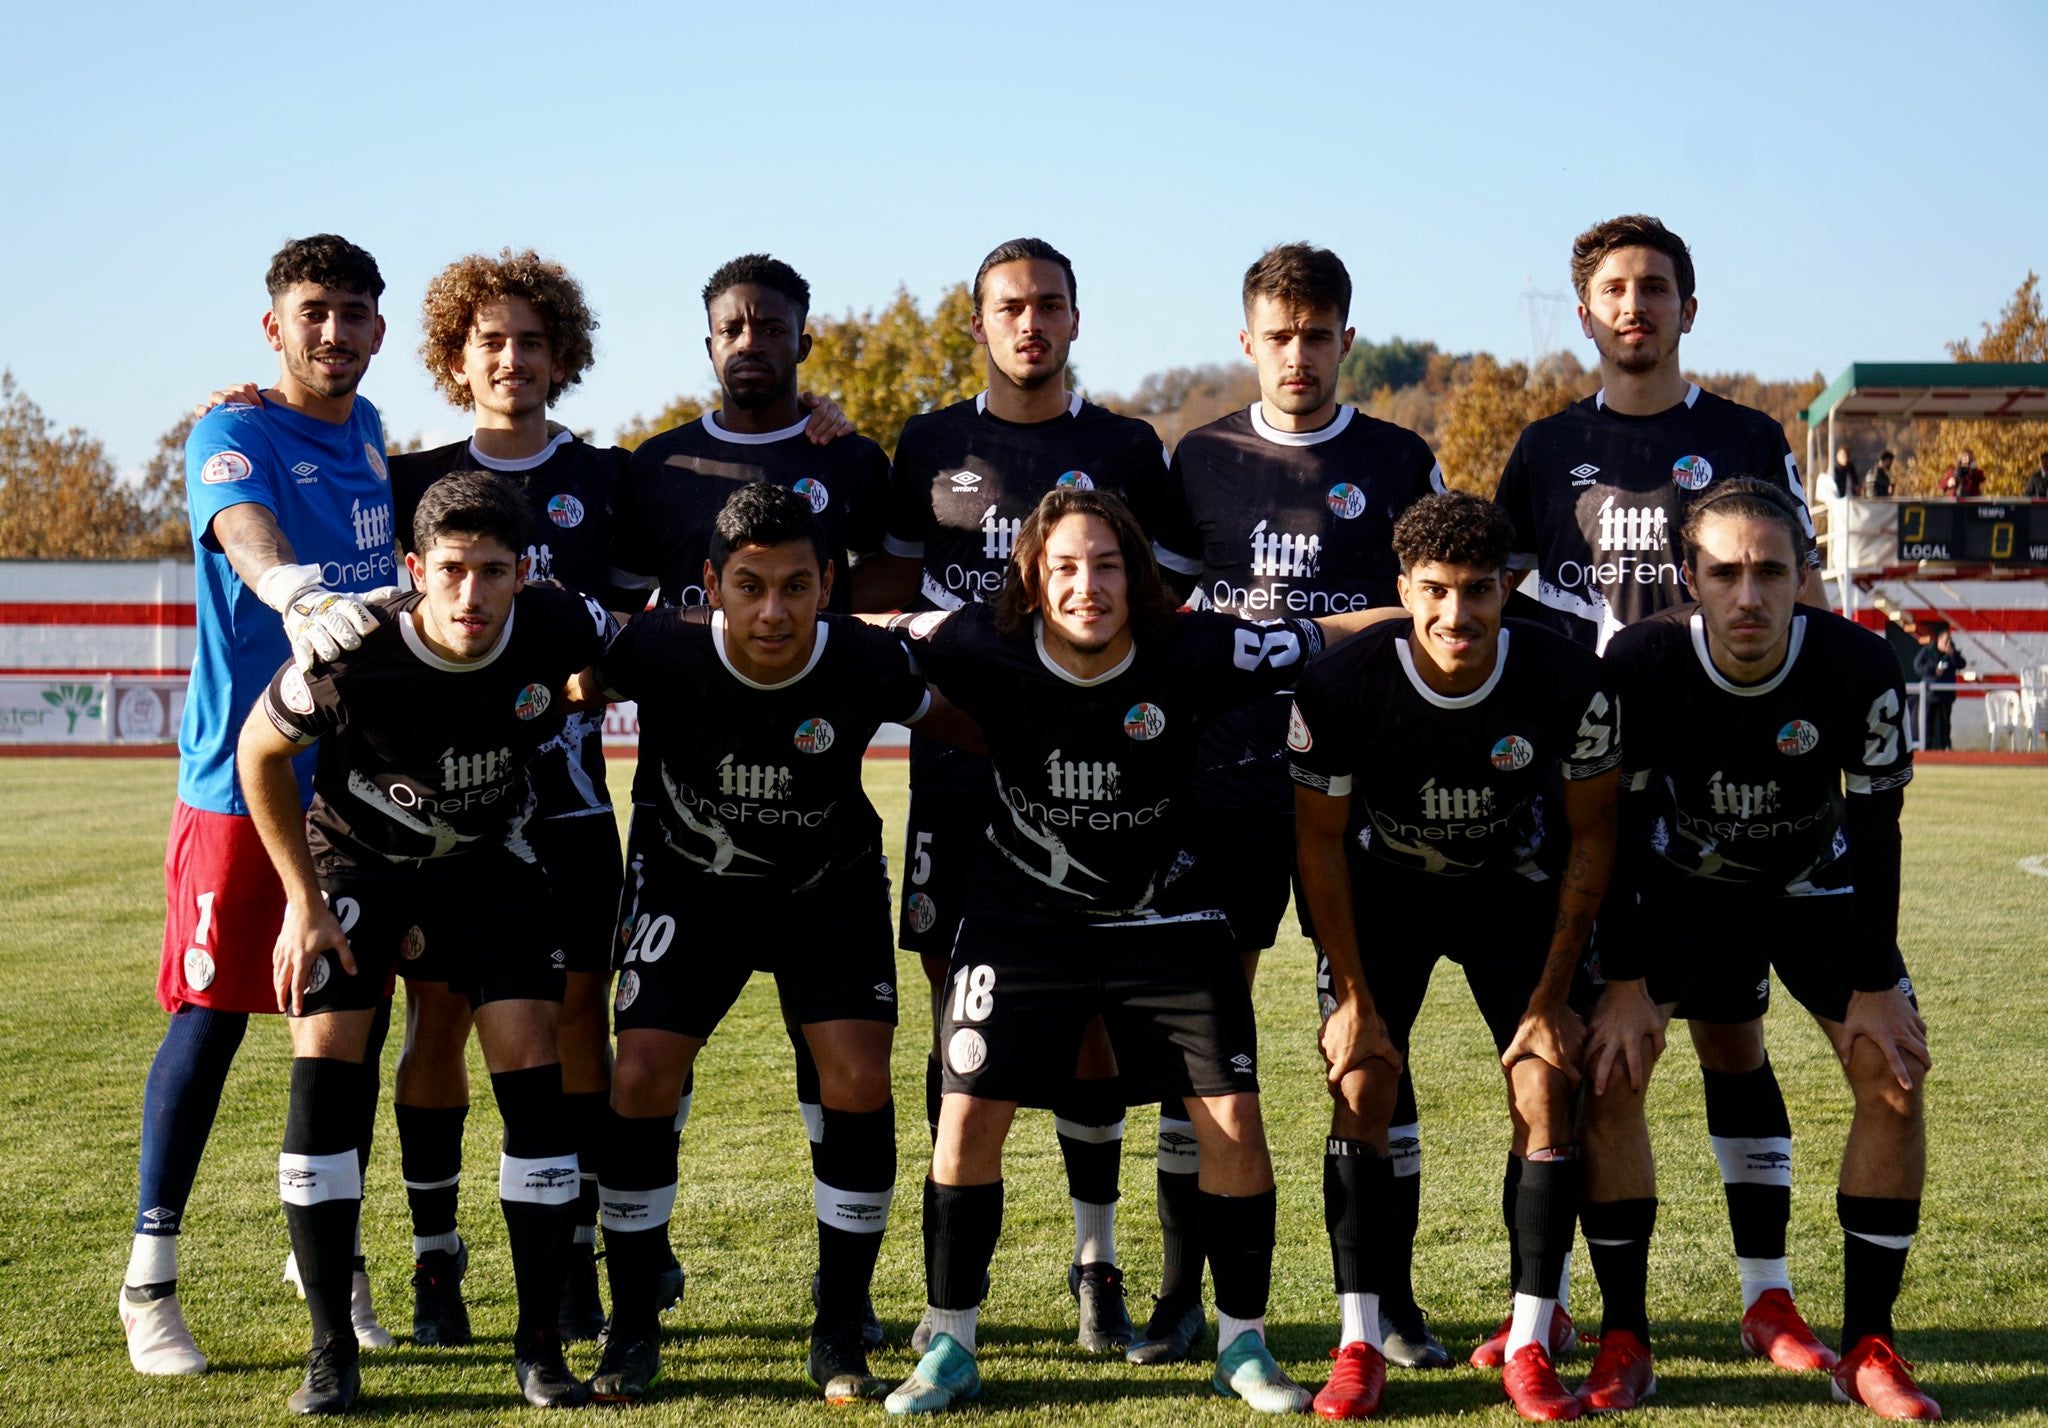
[1741,1288,1838,1371]
[1832,1336,1941,1421]
[1312,1341,1386,1420]
[1471,1308,1577,1368]
[1574,1329,1656,1414]
[1502,1342,1582,1422]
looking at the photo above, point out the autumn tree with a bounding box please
[1432,354,1589,494]
[132,412,195,555]
[0,371,189,558]
[1908,273,2048,495]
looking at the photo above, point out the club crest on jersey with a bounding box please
[364,444,388,481]
[907,892,937,934]
[281,666,316,715]
[514,682,552,720]
[1287,702,1313,753]
[1671,454,1714,491]
[183,947,216,990]
[1122,702,1166,741]
[791,477,830,512]
[794,717,835,754]
[615,970,640,1012]
[1326,482,1367,520]
[305,956,331,995]
[201,450,252,484]
[401,926,426,961]
[947,1028,987,1075]
[546,493,585,528]
[1491,735,1534,771]
[1056,470,1094,490]
[1776,719,1820,756]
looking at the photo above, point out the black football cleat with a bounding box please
[807,1319,887,1403]
[410,1241,471,1348]
[1380,1302,1452,1370]
[654,1244,686,1313]
[589,1329,662,1405]
[1126,1293,1206,1364]
[558,1242,606,1343]
[513,1327,590,1409]
[811,1269,884,1351]
[287,1333,360,1416]
[1068,1261,1135,1353]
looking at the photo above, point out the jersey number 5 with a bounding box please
[1864,688,1906,765]
[1571,691,1616,761]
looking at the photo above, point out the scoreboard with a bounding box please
[1896,501,2048,566]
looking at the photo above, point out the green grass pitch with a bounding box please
[1,758,2043,1425]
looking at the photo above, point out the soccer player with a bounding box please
[1290,492,1620,1421]
[1140,241,1447,1368]
[577,484,941,1406]
[238,472,613,1412]
[878,486,1374,1416]
[1488,214,1830,1373]
[872,238,1173,1353]
[122,235,399,1376]
[1574,479,1936,1420]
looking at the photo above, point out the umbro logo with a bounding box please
[1389,1135,1420,1154]
[279,1168,316,1186]
[1160,1130,1197,1150]
[525,1167,578,1187]
[949,471,983,490]
[292,461,318,477]
[838,1203,888,1219]
[1570,463,1600,485]
[142,1206,177,1226]
[874,982,895,1001]
[1747,1151,1791,1166]
[1230,1053,1254,1071]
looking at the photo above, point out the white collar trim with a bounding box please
[464,430,572,471]
[1249,402,1354,447]
[1033,615,1135,686]
[399,601,515,672]
[704,410,810,446]
[975,389,1083,419]
[711,609,831,688]
[1690,611,1804,696]
[1594,381,1701,413]
[1396,627,1509,708]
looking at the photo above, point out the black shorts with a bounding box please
[1317,866,1587,1054]
[1180,806,1301,952]
[614,830,897,1040]
[1602,882,1915,1025]
[938,911,1259,1104]
[898,786,993,961]
[526,810,624,976]
[302,852,566,1016]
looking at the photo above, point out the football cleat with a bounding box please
[410,1241,471,1347]
[1312,1341,1387,1420]
[811,1268,884,1351]
[558,1242,606,1344]
[286,1333,360,1416]
[120,1286,207,1375]
[1472,1306,1577,1368]
[1378,1303,1451,1370]
[1741,1288,1838,1371]
[1502,1341,1582,1422]
[1127,1294,1206,1365]
[588,1329,662,1405]
[513,1327,590,1409]
[808,1320,887,1403]
[283,1254,393,1351]
[885,1331,981,1414]
[1069,1260,1135,1353]
[1212,1330,1312,1414]
[1832,1336,1942,1421]
[1574,1329,1656,1414]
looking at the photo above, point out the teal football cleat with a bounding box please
[884,1332,982,1415]
[1213,1330,1312,1414]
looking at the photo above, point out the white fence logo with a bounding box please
[1419,779,1496,822]
[717,755,792,801]
[1595,497,1667,554]
[1250,520,1320,578]
[1046,751,1122,801]
[352,499,393,554]
[1708,772,1780,819]
[441,745,513,791]
[982,505,1021,560]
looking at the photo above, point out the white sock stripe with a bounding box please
[1054,1116,1126,1144]
[126,1234,178,1287]
[813,1178,893,1234]
[1584,1237,1632,1247]
[1388,1122,1422,1177]
[1848,1229,1915,1251]
[925,1304,978,1353]
[401,1174,460,1191]
[500,1152,581,1206]
[798,1101,824,1145]
[598,1181,678,1232]
[279,1151,363,1207]
[673,1092,694,1134]
[1710,1134,1793,1187]
[1157,1118,1199,1173]
[413,1231,462,1257]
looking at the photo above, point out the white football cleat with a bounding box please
[284,1252,394,1349]
[121,1288,208,1375]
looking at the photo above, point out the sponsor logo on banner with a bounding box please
[1490,735,1534,771]
[1776,719,1819,755]
[40,682,104,735]
[1287,702,1313,752]
[1122,702,1166,741]
[514,683,552,720]
[791,477,830,512]
[1671,454,1713,491]
[201,451,252,484]
[907,892,937,934]
[117,687,168,739]
[546,493,585,528]
[1056,470,1094,490]
[1326,483,1367,519]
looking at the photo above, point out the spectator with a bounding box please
[1831,444,1861,498]
[1868,450,1896,498]
[2024,450,2048,499]
[1913,628,1967,750]
[1941,448,1986,498]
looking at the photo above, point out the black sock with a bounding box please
[599,1108,679,1337]
[1582,1197,1657,1344]
[1325,1139,1391,1295]
[813,1103,895,1325]
[282,1057,366,1345]
[491,1064,576,1342]
[1155,1098,1203,1303]
[563,1090,607,1245]
[395,1103,467,1247]
[1704,1061,1792,1260]
[1201,1186,1277,1322]
[1054,1076,1123,1253]
[926,1179,1003,1310]
[1385,1070,1423,1312]
[350,1002,389,1275]
[1502,1152,1524,1300]
[1514,1153,1581,1298]
[1839,1193,1919,1349]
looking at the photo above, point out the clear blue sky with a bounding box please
[4,0,2043,474]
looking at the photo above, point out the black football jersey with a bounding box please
[391,432,633,821]
[1287,620,1620,881]
[1157,403,1444,616]
[1495,385,1817,651]
[612,412,889,614]
[1606,603,1912,896]
[258,585,615,869]
[897,602,1323,921]
[598,610,929,893]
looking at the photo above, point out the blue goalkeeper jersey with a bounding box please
[177,397,397,815]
